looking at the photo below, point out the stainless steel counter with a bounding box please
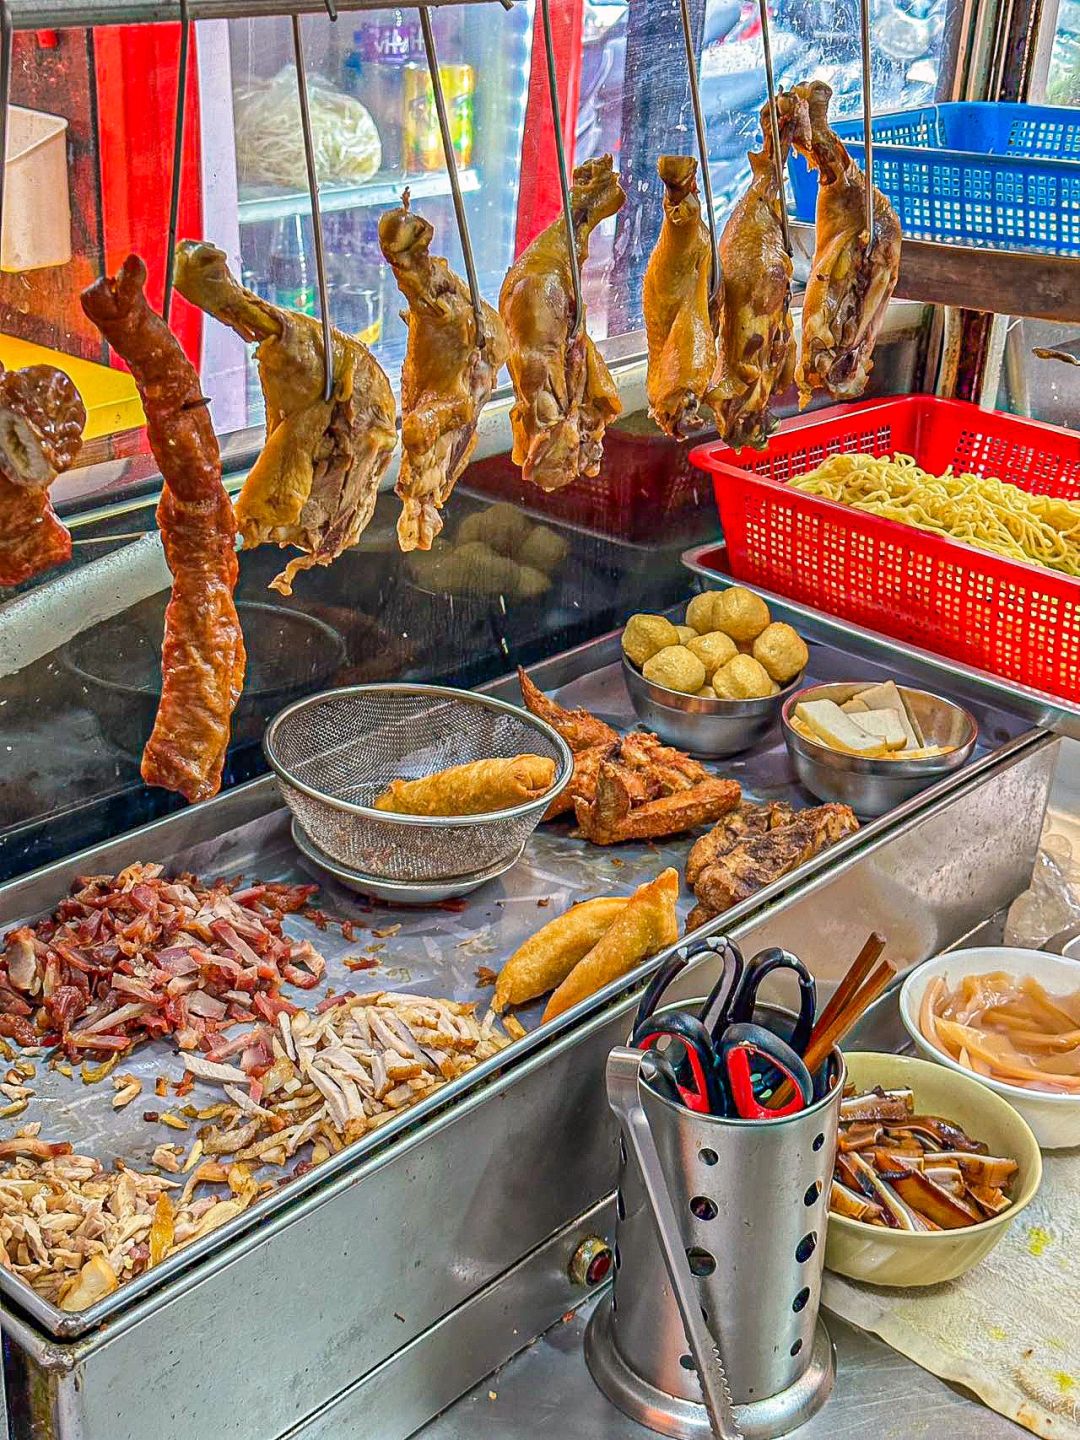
[421,1298,1028,1439]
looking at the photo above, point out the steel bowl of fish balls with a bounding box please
[620,587,809,757]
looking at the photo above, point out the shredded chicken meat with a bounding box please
[182,992,511,1167]
[0,1129,263,1310]
[0,863,323,1061]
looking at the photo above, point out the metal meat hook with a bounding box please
[677,0,721,304]
[292,12,335,404]
[539,0,584,337]
[418,5,486,348]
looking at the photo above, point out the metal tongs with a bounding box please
[607,1047,744,1439]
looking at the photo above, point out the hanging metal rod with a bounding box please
[418,5,485,345]
[755,0,791,255]
[539,0,583,336]
[858,0,875,249]
[0,0,11,277]
[3,0,511,29]
[162,0,189,320]
[292,12,334,403]
[677,0,720,303]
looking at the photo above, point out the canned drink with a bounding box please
[403,63,443,173]
[441,62,474,170]
[403,62,475,173]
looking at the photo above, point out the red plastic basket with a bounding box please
[463,421,716,542]
[690,396,1080,702]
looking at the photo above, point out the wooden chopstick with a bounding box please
[769,944,893,1109]
[809,931,885,1050]
[801,958,895,1079]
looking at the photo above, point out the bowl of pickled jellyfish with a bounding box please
[900,948,1080,1149]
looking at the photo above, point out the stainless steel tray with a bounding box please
[683,541,1080,741]
[0,623,1042,1340]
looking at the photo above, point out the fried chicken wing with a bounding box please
[0,366,86,587]
[499,155,625,491]
[791,81,902,406]
[379,191,509,552]
[643,155,722,438]
[711,93,810,449]
[517,668,740,842]
[173,241,397,595]
[81,255,245,804]
[518,666,620,752]
[689,801,858,918]
[575,764,740,845]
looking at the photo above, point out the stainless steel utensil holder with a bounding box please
[586,1005,844,1440]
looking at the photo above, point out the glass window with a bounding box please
[1043,0,1080,103]
[570,0,954,334]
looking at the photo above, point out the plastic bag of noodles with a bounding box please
[234,66,382,189]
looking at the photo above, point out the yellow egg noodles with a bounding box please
[789,451,1080,576]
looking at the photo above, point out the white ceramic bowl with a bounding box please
[900,946,1080,1149]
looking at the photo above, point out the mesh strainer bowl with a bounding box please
[264,684,574,882]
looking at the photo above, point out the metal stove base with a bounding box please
[584,1293,835,1440]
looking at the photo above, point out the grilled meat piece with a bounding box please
[379,191,509,552]
[685,800,797,888]
[174,241,397,595]
[643,155,722,437]
[691,801,858,915]
[791,81,902,406]
[711,93,810,449]
[499,155,625,491]
[81,255,245,803]
[0,365,86,587]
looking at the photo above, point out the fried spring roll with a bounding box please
[493,897,628,1013]
[373,754,556,817]
[543,869,680,1022]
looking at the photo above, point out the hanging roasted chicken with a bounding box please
[379,190,508,552]
[711,93,810,450]
[81,256,245,805]
[642,155,722,438]
[0,366,86,588]
[499,153,625,491]
[790,80,903,406]
[173,241,397,595]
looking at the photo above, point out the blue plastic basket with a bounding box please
[788,102,1080,255]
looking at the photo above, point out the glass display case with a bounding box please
[0,0,1018,882]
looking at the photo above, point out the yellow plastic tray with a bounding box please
[0,334,143,440]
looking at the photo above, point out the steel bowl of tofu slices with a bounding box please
[781,680,978,817]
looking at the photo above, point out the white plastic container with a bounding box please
[2,106,71,272]
[900,946,1080,1149]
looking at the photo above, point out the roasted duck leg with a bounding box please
[791,81,903,406]
[173,241,397,595]
[499,154,625,491]
[81,255,245,804]
[711,93,810,450]
[0,366,86,587]
[380,191,508,552]
[643,155,722,438]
